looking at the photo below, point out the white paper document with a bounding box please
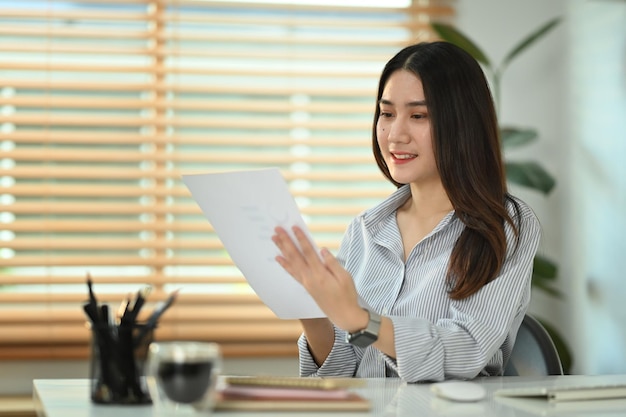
[182,168,325,319]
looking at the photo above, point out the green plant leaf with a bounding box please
[502,17,561,69]
[532,280,562,298]
[505,161,556,194]
[431,22,491,67]
[501,127,538,149]
[532,255,561,298]
[533,254,558,280]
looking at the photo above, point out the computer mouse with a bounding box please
[430,381,487,402]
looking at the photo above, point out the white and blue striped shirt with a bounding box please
[298,185,541,382]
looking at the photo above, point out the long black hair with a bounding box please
[373,42,520,299]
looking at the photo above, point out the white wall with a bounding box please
[565,0,626,374]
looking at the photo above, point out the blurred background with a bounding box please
[0,0,624,399]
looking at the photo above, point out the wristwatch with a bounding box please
[346,309,381,348]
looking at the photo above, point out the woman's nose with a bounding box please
[387,120,410,143]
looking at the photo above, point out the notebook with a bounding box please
[224,375,365,390]
[495,383,626,402]
[216,376,370,411]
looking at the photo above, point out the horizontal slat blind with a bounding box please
[0,0,453,359]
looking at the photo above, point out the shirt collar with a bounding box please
[362,184,457,235]
[362,185,412,229]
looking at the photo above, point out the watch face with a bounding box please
[347,331,377,348]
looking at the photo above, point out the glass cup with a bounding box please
[146,341,222,414]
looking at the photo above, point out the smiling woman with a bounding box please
[0,0,454,360]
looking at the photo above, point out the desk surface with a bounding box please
[34,375,626,417]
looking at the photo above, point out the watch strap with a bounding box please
[346,309,381,348]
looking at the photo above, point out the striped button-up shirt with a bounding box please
[298,185,541,382]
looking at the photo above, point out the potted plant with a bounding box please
[432,18,572,373]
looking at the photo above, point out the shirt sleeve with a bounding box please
[385,206,541,382]
[297,326,358,377]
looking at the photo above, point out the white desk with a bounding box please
[34,375,626,417]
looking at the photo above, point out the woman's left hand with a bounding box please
[271,226,366,332]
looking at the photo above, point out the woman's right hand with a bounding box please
[272,226,364,330]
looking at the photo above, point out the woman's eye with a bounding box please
[412,114,426,119]
[380,111,393,118]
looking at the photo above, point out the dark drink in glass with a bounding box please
[157,360,214,404]
[147,342,221,413]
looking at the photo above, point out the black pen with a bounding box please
[87,273,99,310]
[134,289,180,346]
[128,285,151,323]
[147,289,179,328]
[118,293,132,325]
[83,303,99,324]
[100,304,110,326]
[87,273,97,303]
[84,273,101,324]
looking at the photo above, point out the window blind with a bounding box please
[0,0,454,360]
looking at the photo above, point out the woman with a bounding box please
[272,42,541,382]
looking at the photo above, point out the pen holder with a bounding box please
[89,323,154,405]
